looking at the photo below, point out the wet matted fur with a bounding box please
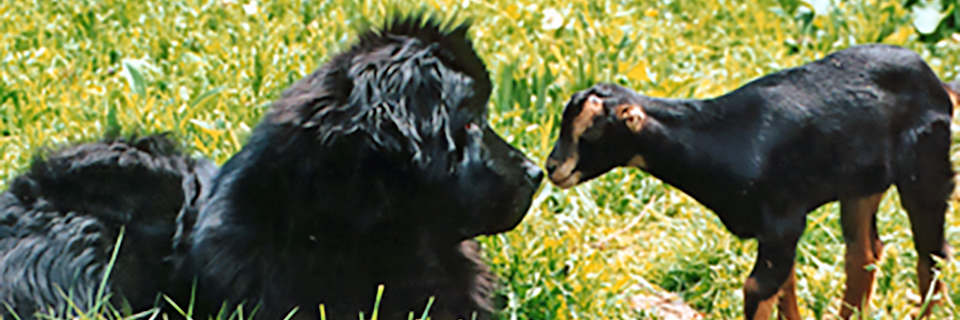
[0,134,216,319]
[187,13,543,320]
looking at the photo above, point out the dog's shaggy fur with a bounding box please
[187,14,543,320]
[0,135,216,319]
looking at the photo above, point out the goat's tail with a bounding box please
[943,79,960,111]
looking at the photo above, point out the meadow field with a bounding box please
[1,0,959,319]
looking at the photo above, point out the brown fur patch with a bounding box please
[617,104,646,133]
[628,155,647,169]
[743,277,760,294]
[839,192,884,319]
[777,268,801,320]
[549,155,582,189]
[944,82,960,110]
[749,287,777,320]
[572,95,604,142]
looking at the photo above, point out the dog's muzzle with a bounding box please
[522,160,544,185]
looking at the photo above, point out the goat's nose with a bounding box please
[523,160,544,183]
[544,159,558,175]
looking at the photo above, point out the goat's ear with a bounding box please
[617,104,646,133]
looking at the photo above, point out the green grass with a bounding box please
[1,0,959,319]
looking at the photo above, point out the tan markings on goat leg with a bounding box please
[627,155,647,169]
[839,192,884,319]
[943,83,959,109]
[572,95,604,142]
[753,295,777,320]
[744,276,777,320]
[870,214,884,261]
[777,266,801,320]
[914,247,948,319]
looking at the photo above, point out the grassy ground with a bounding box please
[1,0,959,319]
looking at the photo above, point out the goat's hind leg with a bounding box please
[896,119,953,318]
[839,192,885,319]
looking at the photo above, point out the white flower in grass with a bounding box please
[242,0,258,15]
[541,8,563,31]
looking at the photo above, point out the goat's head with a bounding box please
[545,83,648,188]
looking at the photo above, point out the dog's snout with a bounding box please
[523,160,544,183]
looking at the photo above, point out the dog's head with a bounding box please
[262,14,542,239]
[546,83,648,188]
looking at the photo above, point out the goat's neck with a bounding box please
[631,96,759,211]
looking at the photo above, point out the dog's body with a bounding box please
[546,44,957,319]
[187,15,542,320]
[0,135,216,319]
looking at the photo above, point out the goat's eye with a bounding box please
[465,123,479,131]
[580,124,604,141]
[587,95,603,105]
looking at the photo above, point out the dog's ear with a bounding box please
[616,104,646,133]
[10,175,40,204]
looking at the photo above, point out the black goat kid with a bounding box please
[547,44,958,319]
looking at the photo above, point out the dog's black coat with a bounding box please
[0,135,216,319]
[187,14,542,320]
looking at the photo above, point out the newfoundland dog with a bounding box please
[187,13,543,320]
[0,134,216,319]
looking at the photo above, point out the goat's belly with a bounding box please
[707,170,892,240]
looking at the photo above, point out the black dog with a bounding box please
[546,45,958,319]
[187,14,542,320]
[0,134,216,319]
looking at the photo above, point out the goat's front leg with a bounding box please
[743,211,805,320]
[776,265,801,319]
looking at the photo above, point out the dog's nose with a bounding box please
[523,160,544,183]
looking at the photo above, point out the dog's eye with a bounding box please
[452,122,478,163]
[455,122,482,151]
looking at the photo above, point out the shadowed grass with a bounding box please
[1,0,959,319]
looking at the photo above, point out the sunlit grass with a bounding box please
[1,0,959,319]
